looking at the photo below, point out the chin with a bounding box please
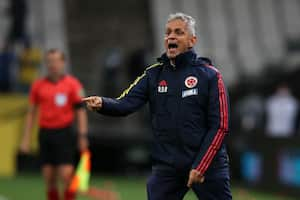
[167,55,176,59]
[167,53,178,59]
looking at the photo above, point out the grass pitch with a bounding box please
[0,174,295,200]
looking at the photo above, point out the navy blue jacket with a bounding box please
[98,50,230,178]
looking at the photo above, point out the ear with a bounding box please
[188,36,197,48]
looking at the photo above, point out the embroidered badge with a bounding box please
[185,76,198,88]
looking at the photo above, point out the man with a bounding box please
[265,84,299,137]
[83,13,231,200]
[20,49,88,200]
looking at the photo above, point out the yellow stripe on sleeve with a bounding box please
[117,63,162,100]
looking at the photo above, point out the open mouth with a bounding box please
[168,43,178,49]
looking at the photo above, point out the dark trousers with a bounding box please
[147,167,232,200]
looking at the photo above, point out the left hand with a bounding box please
[187,169,205,188]
[78,135,89,152]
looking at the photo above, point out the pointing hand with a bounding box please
[82,96,102,111]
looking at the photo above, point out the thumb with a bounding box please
[200,176,205,183]
[187,177,193,188]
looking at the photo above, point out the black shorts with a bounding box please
[39,126,77,166]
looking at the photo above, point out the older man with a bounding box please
[83,13,232,200]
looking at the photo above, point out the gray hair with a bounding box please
[167,12,196,36]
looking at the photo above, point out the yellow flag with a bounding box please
[69,150,91,193]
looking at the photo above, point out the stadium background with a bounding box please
[1,0,300,199]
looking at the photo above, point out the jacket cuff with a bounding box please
[191,162,199,170]
[96,97,108,114]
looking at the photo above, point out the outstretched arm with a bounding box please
[83,70,149,116]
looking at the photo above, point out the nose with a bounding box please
[166,31,177,40]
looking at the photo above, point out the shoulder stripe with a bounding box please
[117,63,162,100]
[145,62,163,70]
[206,65,219,73]
[117,73,146,99]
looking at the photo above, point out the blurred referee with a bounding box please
[20,49,88,200]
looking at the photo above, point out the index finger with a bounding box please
[82,97,93,102]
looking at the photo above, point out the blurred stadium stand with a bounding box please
[0,1,9,45]
[151,0,300,84]
[65,0,153,140]
[0,0,68,56]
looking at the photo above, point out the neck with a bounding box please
[48,74,63,82]
[170,59,175,66]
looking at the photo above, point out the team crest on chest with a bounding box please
[185,76,198,88]
[158,80,168,93]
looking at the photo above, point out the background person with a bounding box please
[19,49,88,200]
[265,84,299,137]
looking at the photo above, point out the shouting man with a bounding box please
[83,13,231,200]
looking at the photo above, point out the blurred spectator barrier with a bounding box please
[19,45,42,92]
[236,135,300,197]
[0,94,37,177]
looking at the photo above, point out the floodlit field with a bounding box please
[0,174,296,200]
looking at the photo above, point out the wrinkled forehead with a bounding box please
[165,19,188,31]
